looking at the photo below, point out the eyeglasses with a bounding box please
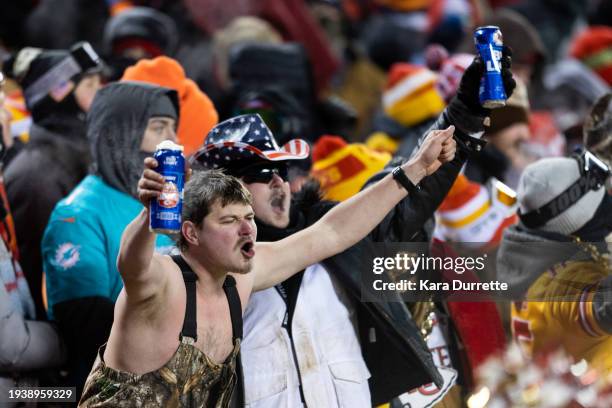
[238,164,289,184]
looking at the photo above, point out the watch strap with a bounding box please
[392,166,421,195]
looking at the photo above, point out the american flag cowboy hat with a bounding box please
[192,113,310,169]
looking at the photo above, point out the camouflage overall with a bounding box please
[79,255,243,407]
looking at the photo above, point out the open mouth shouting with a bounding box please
[270,192,286,215]
[239,239,255,259]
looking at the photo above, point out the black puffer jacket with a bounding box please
[4,120,90,319]
[257,97,486,404]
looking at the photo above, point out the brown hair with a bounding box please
[177,170,252,251]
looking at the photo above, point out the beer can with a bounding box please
[474,26,507,109]
[150,140,185,234]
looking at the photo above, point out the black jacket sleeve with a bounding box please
[52,296,114,398]
[367,97,487,243]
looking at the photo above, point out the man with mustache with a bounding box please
[77,117,456,407]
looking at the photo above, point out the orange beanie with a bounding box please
[121,56,218,157]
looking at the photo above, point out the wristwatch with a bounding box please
[392,166,421,195]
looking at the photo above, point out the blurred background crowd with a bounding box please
[0,0,610,407]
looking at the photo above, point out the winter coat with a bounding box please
[242,263,370,407]
[0,235,65,408]
[4,121,91,319]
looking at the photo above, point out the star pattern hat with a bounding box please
[193,113,309,169]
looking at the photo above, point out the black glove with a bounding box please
[457,45,516,116]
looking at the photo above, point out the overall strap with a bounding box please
[222,275,243,341]
[171,254,198,341]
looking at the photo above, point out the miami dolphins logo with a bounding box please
[53,242,81,270]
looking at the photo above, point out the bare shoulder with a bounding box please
[121,254,185,317]
[106,258,188,374]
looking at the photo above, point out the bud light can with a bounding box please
[474,26,507,109]
[150,140,184,234]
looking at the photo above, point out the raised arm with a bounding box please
[117,157,167,301]
[252,126,456,290]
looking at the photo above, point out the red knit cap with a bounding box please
[570,26,612,86]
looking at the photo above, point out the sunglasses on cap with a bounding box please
[236,163,289,184]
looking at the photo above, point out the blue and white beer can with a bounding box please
[150,140,185,234]
[474,26,507,109]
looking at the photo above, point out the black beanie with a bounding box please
[6,45,101,124]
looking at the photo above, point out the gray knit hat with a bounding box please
[518,157,606,235]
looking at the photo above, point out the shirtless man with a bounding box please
[78,125,456,407]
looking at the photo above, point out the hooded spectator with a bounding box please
[103,6,179,81]
[3,42,103,319]
[497,154,612,373]
[41,82,178,396]
[121,56,219,157]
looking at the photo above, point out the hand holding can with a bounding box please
[149,140,185,234]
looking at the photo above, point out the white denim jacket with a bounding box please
[242,263,371,407]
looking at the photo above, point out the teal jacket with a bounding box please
[43,174,174,319]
